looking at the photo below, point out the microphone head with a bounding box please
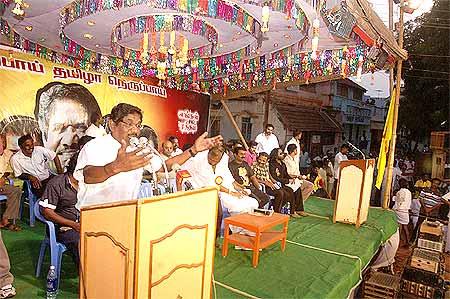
[129,137,139,147]
[138,136,148,147]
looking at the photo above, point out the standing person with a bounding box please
[381,160,403,200]
[228,147,269,208]
[0,135,21,231]
[244,141,258,166]
[298,143,311,175]
[85,112,106,138]
[0,231,15,298]
[74,103,222,209]
[392,178,412,247]
[324,156,335,198]
[284,130,302,164]
[255,124,279,154]
[269,148,306,217]
[11,134,63,198]
[168,136,183,156]
[333,144,349,198]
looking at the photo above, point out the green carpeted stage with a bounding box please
[3,197,397,298]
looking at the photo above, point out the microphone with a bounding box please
[130,136,172,194]
[347,141,366,160]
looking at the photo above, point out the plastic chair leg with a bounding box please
[56,249,65,289]
[35,241,47,277]
[29,197,36,227]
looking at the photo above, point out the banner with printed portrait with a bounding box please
[0,49,210,166]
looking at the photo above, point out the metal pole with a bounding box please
[219,98,249,150]
[383,0,405,209]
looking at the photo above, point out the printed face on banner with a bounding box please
[0,50,210,169]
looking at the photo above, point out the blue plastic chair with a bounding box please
[21,180,38,227]
[34,201,67,289]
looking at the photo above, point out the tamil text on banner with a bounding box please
[0,49,210,166]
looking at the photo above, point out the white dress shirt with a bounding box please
[284,137,300,164]
[333,152,348,179]
[11,146,56,181]
[85,124,107,138]
[255,133,279,154]
[74,134,162,209]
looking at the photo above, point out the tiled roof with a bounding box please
[274,102,342,132]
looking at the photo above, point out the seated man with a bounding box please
[11,134,63,198]
[269,148,306,217]
[181,146,258,235]
[39,155,80,270]
[0,134,21,231]
[283,144,314,201]
[228,147,269,208]
[252,152,291,213]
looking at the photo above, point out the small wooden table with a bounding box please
[222,212,289,268]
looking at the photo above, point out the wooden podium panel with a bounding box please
[80,202,137,299]
[333,159,375,228]
[135,188,218,298]
[79,187,218,299]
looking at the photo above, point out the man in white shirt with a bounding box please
[11,134,63,198]
[181,146,258,234]
[0,135,21,231]
[284,130,302,164]
[85,112,107,138]
[157,140,177,186]
[333,144,349,180]
[169,136,183,156]
[283,144,314,202]
[392,178,412,247]
[74,103,222,209]
[255,124,279,154]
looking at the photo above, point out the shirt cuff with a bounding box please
[39,199,56,210]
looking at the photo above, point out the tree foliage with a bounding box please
[399,0,449,145]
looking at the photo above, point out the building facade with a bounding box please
[330,79,373,154]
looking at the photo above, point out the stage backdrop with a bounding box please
[0,49,210,158]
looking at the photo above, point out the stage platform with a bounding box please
[3,197,397,298]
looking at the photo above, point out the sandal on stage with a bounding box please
[1,223,21,232]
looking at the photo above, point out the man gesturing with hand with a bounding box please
[75,103,222,209]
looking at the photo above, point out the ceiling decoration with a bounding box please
[0,0,394,97]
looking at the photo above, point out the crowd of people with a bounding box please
[0,102,446,298]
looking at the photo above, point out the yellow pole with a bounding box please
[383,0,405,209]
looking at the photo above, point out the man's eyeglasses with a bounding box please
[119,120,143,130]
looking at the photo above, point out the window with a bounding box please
[353,89,363,101]
[210,119,221,137]
[336,84,348,97]
[241,117,252,141]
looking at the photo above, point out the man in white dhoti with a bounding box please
[181,146,259,235]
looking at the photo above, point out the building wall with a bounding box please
[331,80,373,153]
[209,96,287,144]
